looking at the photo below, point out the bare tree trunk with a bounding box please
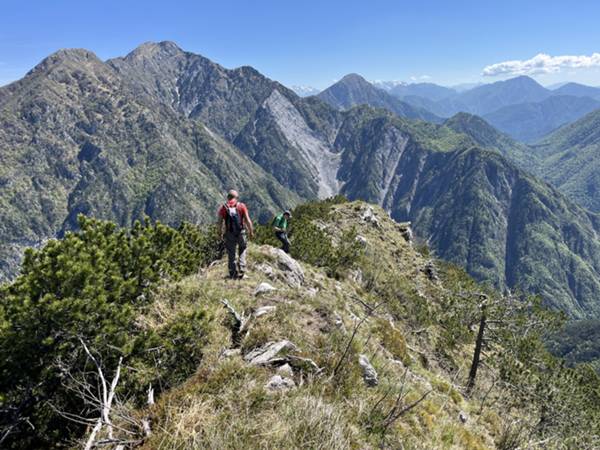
[467,304,486,395]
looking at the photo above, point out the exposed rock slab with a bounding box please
[244,340,297,366]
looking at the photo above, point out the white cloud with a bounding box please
[483,53,600,77]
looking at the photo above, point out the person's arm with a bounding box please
[217,207,226,239]
[245,209,254,238]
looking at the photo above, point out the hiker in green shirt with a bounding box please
[272,210,291,253]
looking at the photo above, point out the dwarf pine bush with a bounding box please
[0,216,222,448]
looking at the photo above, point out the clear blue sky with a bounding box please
[1,0,600,88]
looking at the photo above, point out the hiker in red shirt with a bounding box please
[218,189,254,279]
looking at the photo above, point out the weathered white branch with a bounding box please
[79,339,123,449]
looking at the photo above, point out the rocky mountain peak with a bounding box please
[29,48,102,74]
[338,72,371,86]
[124,40,185,60]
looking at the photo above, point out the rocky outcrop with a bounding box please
[268,248,305,288]
[358,354,378,387]
[244,340,297,366]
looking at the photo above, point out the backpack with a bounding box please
[224,203,243,235]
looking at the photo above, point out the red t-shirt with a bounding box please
[218,200,249,227]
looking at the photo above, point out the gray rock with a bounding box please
[358,354,378,387]
[265,374,296,392]
[355,235,368,246]
[459,411,468,424]
[244,340,297,366]
[256,263,276,279]
[254,305,276,318]
[349,268,363,284]
[396,222,413,243]
[401,227,413,243]
[277,363,294,377]
[269,248,305,287]
[254,282,277,296]
[361,206,380,228]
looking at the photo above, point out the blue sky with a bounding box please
[1,0,600,88]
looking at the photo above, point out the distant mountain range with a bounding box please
[316,73,442,123]
[3,42,600,318]
[290,85,320,97]
[372,81,456,101]
[483,95,600,142]
[343,76,600,143]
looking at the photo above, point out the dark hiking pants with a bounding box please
[275,231,290,254]
[225,230,247,277]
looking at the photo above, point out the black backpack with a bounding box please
[224,204,243,236]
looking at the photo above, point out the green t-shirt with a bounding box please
[272,214,288,231]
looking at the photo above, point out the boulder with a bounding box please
[358,354,378,387]
[244,340,297,366]
[254,282,277,296]
[396,222,413,243]
[268,248,305,287]
[361,206,380,228]
[256,263,275,279]
[349,268,363,284]
[265,374,295,392]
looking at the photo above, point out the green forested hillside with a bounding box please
[533,109,600,212]
[326,110,600,317]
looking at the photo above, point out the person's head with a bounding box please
[227,189,239,201]
[283,210,291,219]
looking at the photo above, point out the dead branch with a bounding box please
[221,299,250,345]
[331,300,387,379]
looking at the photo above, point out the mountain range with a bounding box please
[2,42,600,318]
[366,76,600,143]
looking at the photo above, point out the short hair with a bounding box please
[227,189,239,200]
